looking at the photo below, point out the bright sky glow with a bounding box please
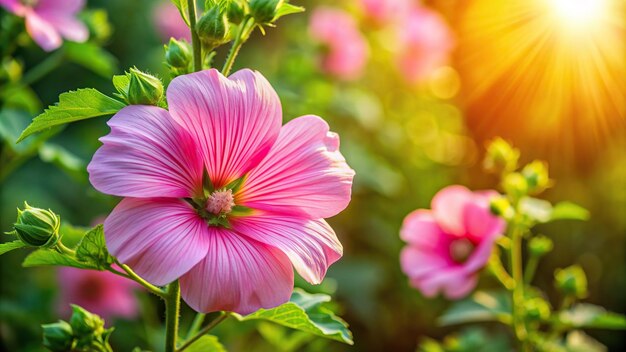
[548,0,608,30]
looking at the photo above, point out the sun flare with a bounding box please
[548,0,608,30]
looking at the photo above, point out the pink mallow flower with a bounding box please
[0,0,88,52]
[396,6,454,83]
[309,7,369,81]
[359,0,412,25]
[153,1,191,42]
[87,69,355,314]
[57,266,138,320]
[400,186,505,299]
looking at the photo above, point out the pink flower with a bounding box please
[309,7,369,81]
[153,1,191,42]
[396,6,454,83]
[57,266,138,320]
[400,186,505,299]
[87,69,354,314]
[359,0,412,25]
[0,0,88,52]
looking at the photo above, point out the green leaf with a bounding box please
[171,0,191,26]
[550,202,590,221]
[39,143,86,177]
[558,304,626,330]
[76,225,113,270]
[564,330,607,352]
[17,89,125,142]
[234,288,353,345]
[23,249,98,270]
[274,3,305,21]
[64,42,118,78]
[185,335,226,352]
[438,290,512,326]
[0,240,27,255]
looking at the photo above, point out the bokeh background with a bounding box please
[1,0,625,351]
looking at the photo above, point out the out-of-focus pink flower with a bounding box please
[57,266,138,320]
[359,0,412,25]
[309,7,369,81]
[396,6,454,83]
[153,1,191,42]
[88,69,354,314]
[0,0,88,51]
[400,185,505,299]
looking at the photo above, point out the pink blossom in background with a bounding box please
[309,7,369,81]
[57,266,139,320]
[359,0,413,25]
[396,6,455,83]
[88,69,355,314]
[400,186,505,299]
[0,0,88,51]
[153,1,191,42]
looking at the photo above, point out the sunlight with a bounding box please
[548,0,608,30]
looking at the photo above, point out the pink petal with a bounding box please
[88,105,204,199]
[104,198,210,286]
[400,246,451,280]
[0,0,26,15]
[464,191,506,242]
[414,267,476,300]
[180,228,293,314]
[463,230,500,273]
[431,185,473,236]
[441,273,478,299]
[400,209,447,248]
[238,115,354,219]
[37,12,88,42]
[167,69,282,187]
[25,12,62,51]
[232,214,342,284]
[35,0,84,14]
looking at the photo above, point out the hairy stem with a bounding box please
[114,259,166,297]
[222,17,255,76]
[165,280,181,352]
[187,0,202,72]
[510,225,530,351]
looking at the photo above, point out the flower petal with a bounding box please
[232,214,342,284]
[238,115,354,219]
[35,0,84,14]
[400,209,447,248]
[104,198,210,286]
[464,191,506,242]
[431,185,473,236]
[412,267,476,299]
[0,0,26,15]
[180,228,293,314]
[167,69,282,187]
[37,12,88,42]
[25,12,62,51]
[88,105,203,199]
[400,246,451,280]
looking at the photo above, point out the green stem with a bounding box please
[55,242,75,256]
[524,254,540,284]
[165,280,181,352]
[185,313,206,340]
[510,225,530,351]
[187,0,202,72]
[114,260,166,297]
[488,250,515,290]
[221,17,255,76]
[177,312,228,352]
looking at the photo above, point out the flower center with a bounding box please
[450,238,475,263]
[206,189,235,215]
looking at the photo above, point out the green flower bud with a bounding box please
[127,68,164,106]
[483,137,520,174]
[525,297,551,321]
[13,203,60,247]
[502,172,528,200]
[42,321,74,352]
[529,235,553,257]
[69,305,105,338]
[489,195,514,219]
[249,0,280,24]
[522,160,552,194]
[196,7,230,48]
[227,0,246,24]
[164,38,191,69]
[555,265,588,299]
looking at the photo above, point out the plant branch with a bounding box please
[187,0,202,72]
[165,280,181,352]
[222,16,255,76]
[177,312,229,352]
[114,259,166,297]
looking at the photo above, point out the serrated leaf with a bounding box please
[17,89,125,142]
[438,290,512,326]
[0,240,26,255]
[64,42,117,78]
[23,249,98,269]
[550,202,590,221]
[235,288,353,344]
[185,335,226,352]
[558,304,626,330]
[171,0,191,26]
[274,3,305,21]
[76,225,113,270]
